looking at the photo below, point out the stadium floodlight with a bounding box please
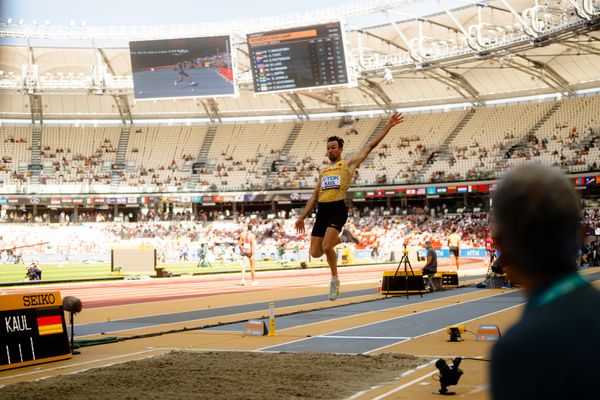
[18,19,23,25]
[69,20,75,27]
[7,18,12,24]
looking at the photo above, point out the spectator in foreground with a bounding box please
[490,164,600,400]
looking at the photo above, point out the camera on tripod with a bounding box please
[402,240,409,255]
[381,238,425,298]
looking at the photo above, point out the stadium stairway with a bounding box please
[110,124,131,188]
[413,108,476,183]
[502,101,561,159]
[28,94,44,185]
[187,125,218,190]
[266,122,303,182]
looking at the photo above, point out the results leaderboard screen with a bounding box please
[247,22,348,93]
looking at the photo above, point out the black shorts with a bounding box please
[450,246,459,257]
[311,200,348,238]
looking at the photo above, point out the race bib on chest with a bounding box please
[321,175,341,190]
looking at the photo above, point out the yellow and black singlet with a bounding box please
[318,160,352,203]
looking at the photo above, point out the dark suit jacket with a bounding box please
[491,281,600,400]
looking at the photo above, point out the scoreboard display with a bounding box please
[0,291,71,371]
[247,21,349,93]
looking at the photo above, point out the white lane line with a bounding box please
[316,336,411,340]
[371,370,438,400]
[344,360,437,400]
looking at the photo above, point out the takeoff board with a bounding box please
[0,291,71,371]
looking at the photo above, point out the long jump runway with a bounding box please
[75,285,521,353]
[216,290,525,354]
[77,270,599,355]
[74,287,380,337]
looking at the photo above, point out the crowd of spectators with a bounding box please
[1,206,598,267]
[1,106,599,191]
[428,125,599,183]
[37,138,116,185]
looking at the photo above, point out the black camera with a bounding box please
[435,357,463,395]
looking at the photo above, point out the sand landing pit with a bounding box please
[0,351,426,400]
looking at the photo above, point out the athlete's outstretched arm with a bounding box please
[347,112,404,170]
[295,181,321,234]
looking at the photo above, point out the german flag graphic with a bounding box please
[37,315,63,336]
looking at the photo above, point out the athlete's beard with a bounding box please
[328,154,338,162]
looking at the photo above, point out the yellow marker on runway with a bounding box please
[268,302,276,336]
[446,325,465,342]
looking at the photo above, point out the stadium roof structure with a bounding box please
[1,0,599,122]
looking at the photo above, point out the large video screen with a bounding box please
[129,36,235,100]
[247,22,349,93]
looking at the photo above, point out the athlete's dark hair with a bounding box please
[247,225,253,231]
[327,136,344,149]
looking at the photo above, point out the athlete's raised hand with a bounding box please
[388,112,404,128]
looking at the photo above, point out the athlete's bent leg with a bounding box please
[310,236,325,258]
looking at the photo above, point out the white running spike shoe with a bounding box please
[329,276,340,301]
[339,228,359,244]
